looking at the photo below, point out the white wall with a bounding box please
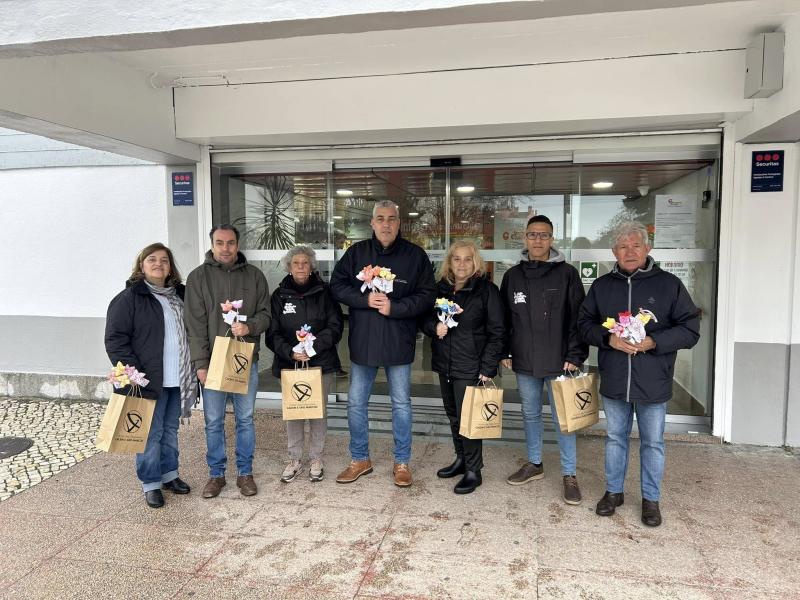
[731,143,799,345]
[0,165,169,317]
[735,13,800,143]
[175,51,751,146]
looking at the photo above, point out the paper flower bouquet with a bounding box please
[356,265,396,294]
[602,309,658,344]
[292,324,317,358]
[221,299,248,326]
[107,361,149,390]
[435,297,463,328]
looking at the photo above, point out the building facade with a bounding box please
[1,1,799,445]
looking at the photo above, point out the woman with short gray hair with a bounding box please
[265,245,343,483]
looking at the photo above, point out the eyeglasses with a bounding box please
[525,231,553,240]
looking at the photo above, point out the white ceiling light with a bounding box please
[333,215,343,220]
[592,181,613,189]
[336,189,353,196]
[408,212,419,216]
[456,185,475,193]
[460,220,469,224]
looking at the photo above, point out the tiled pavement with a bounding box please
[0,398,799,599]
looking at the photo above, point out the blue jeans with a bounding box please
[603,395,667,501]
[516,373,577,476]
[347,362,412,463]
[136,386,181,492]
[202,362,259,478]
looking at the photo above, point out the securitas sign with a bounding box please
[751,150,784,193]
[172,172,194,206]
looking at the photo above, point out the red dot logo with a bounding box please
[756,154,763,161]
[174,175,180,181]
[772,153,780,161]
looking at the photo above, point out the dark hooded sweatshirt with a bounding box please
[499,248,588,378]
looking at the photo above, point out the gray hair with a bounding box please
[281,245,318,273]
[612,221,649,248]
[372,200,400,218]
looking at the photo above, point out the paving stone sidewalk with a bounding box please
[0,398,799,599]
[0,398,104,501]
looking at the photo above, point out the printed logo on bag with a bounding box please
[291,381,312,402]
[231,353,250,374]
[513,291,526,304]
[648,296,656,305]
[574,389,593,411]
[283,302,297,314]
[125,410,143,433]
[481,402,500,421]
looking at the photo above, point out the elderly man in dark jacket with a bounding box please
[330,200,436,487]
[500,214,589,506]
[578,221,700,527]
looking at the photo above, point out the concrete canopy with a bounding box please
[0,0,799,159]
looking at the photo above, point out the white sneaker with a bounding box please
[281,460,302,483]
[309,459,324,482]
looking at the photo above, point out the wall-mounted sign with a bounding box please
[172,172,194,206]
[751,150,784,192]
[579,261,598,285]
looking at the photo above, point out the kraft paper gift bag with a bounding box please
[551,371,600,433]
[281,363,325,420]
[95,390,156,454]
[204,334,255,394]
[459,381,503,440]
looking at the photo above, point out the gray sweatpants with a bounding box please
[286,372,332,460]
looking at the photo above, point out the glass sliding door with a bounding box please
[331,168,447,397]
[210,148,720,424]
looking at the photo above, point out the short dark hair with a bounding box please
[209,224,240,242]
[527,215,553,229]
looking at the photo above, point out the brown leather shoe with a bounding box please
[336,459,373,483]
[393,463,412,487]
[507,462,544,485]
[562,475,582,505]
[202,477,226,499]
[237,475,258,496]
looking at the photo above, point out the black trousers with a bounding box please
[438,376,484,471]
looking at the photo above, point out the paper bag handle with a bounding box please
[477,378,498,389]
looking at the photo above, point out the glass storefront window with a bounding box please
[211,150,720,422]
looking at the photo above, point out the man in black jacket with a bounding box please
[330,200,436,487]
[500,215,588,506]
[578,221,699,527]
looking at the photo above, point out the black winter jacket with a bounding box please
[330,234,436,367]
[421,276,506,380]
[104,280,186,400]
[577,257,700,404]
[265,273,344,376]
[500,249,588,377]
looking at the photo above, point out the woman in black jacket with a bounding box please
[266,246,343,484]
[421,241,505,494]
[105,243,196,509]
